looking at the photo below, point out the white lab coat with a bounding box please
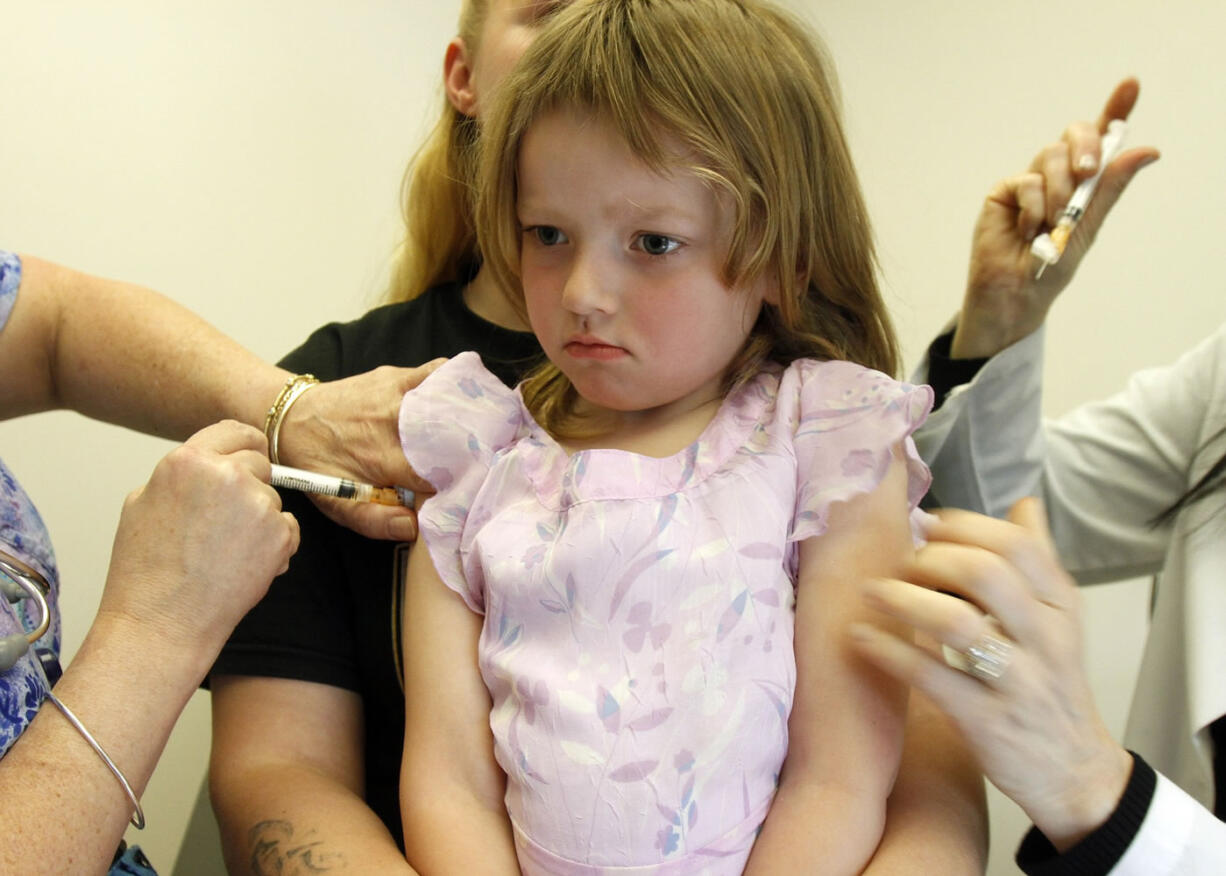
[913,325,1226,874]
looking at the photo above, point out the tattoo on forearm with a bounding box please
[248,819,347,874]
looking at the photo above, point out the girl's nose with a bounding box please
[560,251,616,317]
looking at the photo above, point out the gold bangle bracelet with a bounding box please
[262,374,318,464]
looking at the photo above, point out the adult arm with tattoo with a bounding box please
[210,676,419,875]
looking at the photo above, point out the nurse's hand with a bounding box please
[849,499,1133,852]
[951,78,1160,359]
[275,359,446,542]
[97,420,299,663]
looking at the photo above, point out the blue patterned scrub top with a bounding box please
[0,251,63,758]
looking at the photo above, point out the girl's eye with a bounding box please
[637,233,681,256]
[528,226,568,246]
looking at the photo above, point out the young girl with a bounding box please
[398,0,932,872]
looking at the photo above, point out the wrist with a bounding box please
[238,366,295,434]
[1029,742,1133,852]
[89,606,225,690]
[951,292,1049,360]
[262,373,320,464]
[949,317,1013,360]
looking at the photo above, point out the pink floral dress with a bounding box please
[400,351,932,874]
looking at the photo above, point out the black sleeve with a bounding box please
[210,488,364,689]
[209,328,358,688]
[925,329,990,411]
[277,320,346,378]
[1016,752,1157,876]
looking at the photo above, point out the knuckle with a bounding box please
[1042,141,1069,165]
[156,444,204,484]
[996,527,1037,564]
[121,488,143,511]
[934,598,985,645]
[952,550,1005,600]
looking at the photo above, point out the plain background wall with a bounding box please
[2,2,1223,872]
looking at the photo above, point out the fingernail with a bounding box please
[1077,154,1098,172]
[389,517,418,542]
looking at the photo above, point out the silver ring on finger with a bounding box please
[962,631,1014,683]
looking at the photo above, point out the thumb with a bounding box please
[414,357,449,384]
[390,358,451,396]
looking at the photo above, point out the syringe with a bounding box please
[1031,119,1128,278]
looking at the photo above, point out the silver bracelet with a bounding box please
[46,690,145,829]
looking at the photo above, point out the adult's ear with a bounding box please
[444,36,478,117]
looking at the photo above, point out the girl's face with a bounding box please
[517,107,773,422]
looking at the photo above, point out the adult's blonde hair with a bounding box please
[478,0,900,435]
[385,0,489,303]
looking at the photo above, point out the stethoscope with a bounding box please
[0,547,52,673]
[0,545,143,827]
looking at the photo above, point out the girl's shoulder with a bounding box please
[406,350,524,421]
[399,351,534,488]
[770,359,933,545]
[743,357,932,427]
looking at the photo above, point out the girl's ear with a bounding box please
[758,273,783,307]
[769,266,812,308]
[444,37,478,118]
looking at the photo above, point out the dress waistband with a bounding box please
[511,791,773,875]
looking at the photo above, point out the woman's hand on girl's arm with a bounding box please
[745,455,914,874]
[274,360,447,542]
[400,541,520,874]
[952,79,1159,360]
[0,254,441,542]
[850,498,1133,852]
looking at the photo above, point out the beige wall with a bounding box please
[2,1,1221,872]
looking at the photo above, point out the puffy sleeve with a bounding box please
[398,351,525,613]
[786,359,933,545]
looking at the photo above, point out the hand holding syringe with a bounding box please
[1030,119,1128,278]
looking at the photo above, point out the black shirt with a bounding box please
[211,282,540,847]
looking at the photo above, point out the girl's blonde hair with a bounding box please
[477,0,900,436]
[385,0,489,303]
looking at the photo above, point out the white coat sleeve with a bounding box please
[911,327,1046,517]
[916,324,1226,584]
[1037,328,1224,583]
[1110,772,1226,875]
[1018,755,1226,875]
